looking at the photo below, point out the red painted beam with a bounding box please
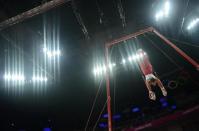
[152,28,199,71]
[104,26,199,131]
[106,27,153,48]
[105,47,113,131]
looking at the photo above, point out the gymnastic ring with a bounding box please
[168,80,178,89]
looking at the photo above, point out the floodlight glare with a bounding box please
[43,47,48,52]
[43,47,61,58]
[93,52,147,76]
[122,59,126,64]
[128,56,132,62]
[4,74,11,80]
[164,1,170,17]
[112,63,116,67]
[102,65,106,72]
[4,74,25,81]
[187,18,199,30]
[109,63,113,70]
[134,54,140,60]
[93,63,116,76]
[155,1,170,21]
[155,11,164,21]
[93,69,97,75]
[32,76,48,82]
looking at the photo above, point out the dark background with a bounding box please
[0,0,199,130]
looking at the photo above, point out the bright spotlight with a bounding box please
[4,74,25,81]
[109,63,113,70]
[93,66,103,76]
[134,54,140,60]
[47,50,61,58]
[43,47,48,52]
[112,63,116,67]
[128,56,132,62]
[131,55,136,61]
[102,65,106,72]
[93,63,116,76]
[43,47,61,58]
[122,59,126,64]
[187,18,199,30]
[155,1,170,21]
[99,67,103,74]
[4,74,11,80]
[155,11,164,21]
[164,1,170,17]
[32,76,48,82]
[96,67,101,74]
[93,69,97,75]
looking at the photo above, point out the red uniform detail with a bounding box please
[137,51,153,76]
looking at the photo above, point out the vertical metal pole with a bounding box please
[105,45,113,131]
[153,29,199,71]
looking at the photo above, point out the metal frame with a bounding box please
[104,27,199,131]
[0,0,71,31]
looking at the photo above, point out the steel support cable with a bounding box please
[113,74,117,115]
[166,37,199,48]
[92,98,108,131]
[143,34,181,69]
[180,0,190,34]
[95,0,104,24]
[117,0,126,27]
[71,0,89,39]
[84,78,104,131]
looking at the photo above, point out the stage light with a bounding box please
[47,50,61,57]
[113,114,121,120]
[122,59,126,64]
[43,47,61,58]
[128,56,132,62]
[112,63,116,67]
[164,1,170,17]
[93,52,146,76]
[94,67,98,75]
[4,74,11,80]
[93,69,97,76]
[32,76,48,82]
[162,102,168,107]
[102,65,106,72]
[155,11,164,21]
[93,62,116,76]
[4,74,25,81]
[43,47,48,53]
[108,63,114,70]
[99,123,107,128]
[131,55,136,61]
[155,1,170,21]
[43,128,51,131]
[133,54,140,60]
[187,18,199,30]
[159,97,166,102]
[171,105,177,110]
[103,113,108,118]
[132,107,140,113]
